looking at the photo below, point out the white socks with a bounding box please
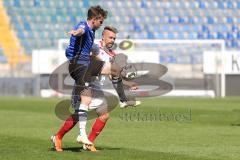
[78,104,88,137]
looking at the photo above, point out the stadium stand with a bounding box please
[0,0,30,66]
[1,0,240,65]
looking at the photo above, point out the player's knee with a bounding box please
[80,88,92,106]
[112,76,122,83]
[80,96,92,106]
[99,112,110,122]
[71,114,79,123]
[111,64,122,77]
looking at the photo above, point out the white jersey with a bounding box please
[97,41,116,63]
[91,41,117,86]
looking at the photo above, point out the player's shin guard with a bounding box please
[111,76,128,102]
[88,118,106,142]
[56,114,78,139]
[78,109,88,137]
[77,104,93,145]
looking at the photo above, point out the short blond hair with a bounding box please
[103,26,118,34]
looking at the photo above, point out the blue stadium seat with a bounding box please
[187,16,195,24]
[3,0,240,54]
[231,40,238,48]
[188,33,198,39]
[227,32,234,40]
[183,25,191,32]
[217,1,225,9]
[237,2,240,9]
[207,32,214,39]
[192,25,201,32]
[14,0,20,7]
[197,32,204,39]
[178,16,185,24]
[207,17,214,24]
[202,25,209,32]
[232,25,238,32]
[227,1,233,9]
[167,33,175,39]
[227,17,233,24]
[237,32,240,39]
[238,40,240,48]
[24,22,31,31]
[33,0,40,7]
[217,32,224,39]
[198,1,206,9]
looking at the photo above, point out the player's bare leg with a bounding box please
[76,88,93,145]
[101,62,121,77]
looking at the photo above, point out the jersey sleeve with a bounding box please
[75,22,86,34]
[91,43,100,56]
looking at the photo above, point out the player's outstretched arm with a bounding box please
[122,80,138,90]
[66,28,84,36]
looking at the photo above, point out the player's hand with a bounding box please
[129,82,139,90]
[66,30,76,36]
[122,79,139,90]
[66,28,84,36]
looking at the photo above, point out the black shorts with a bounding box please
[84,59,105,82]
[68,62,89,95]
[69,59,105,95]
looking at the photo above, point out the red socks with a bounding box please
[56,114,78,139]
[88,118,106,142]
[56,115,106,142]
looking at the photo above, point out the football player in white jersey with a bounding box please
[94,26,140,107]
[82,26,141,151]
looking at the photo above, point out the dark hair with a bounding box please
[103,26,118,34]
[87,5,108,20]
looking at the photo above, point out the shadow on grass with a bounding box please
[62,147,82,152]
[94,146,122,151]
[49,146,122,152]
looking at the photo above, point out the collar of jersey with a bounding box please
[99,41,116,57]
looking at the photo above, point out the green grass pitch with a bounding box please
[0,97,240,160]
